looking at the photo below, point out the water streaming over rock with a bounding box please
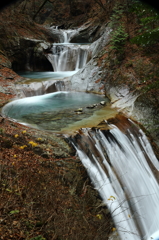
[16,71,76,97]
[70,115,159,240]
[60,29,78,43]
[16,80,66,97]
[46,28,90,71]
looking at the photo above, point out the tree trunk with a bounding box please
[93,0,107,11]
[33,0,48,20]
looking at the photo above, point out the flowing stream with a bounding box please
[2,27,159,240]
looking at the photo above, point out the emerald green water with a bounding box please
[2,91,117,133]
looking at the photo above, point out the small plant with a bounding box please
[22,130,27,134]
[29,141,38,147]
[9,209,20,215]
[144,80,159,92]
[19,145,27,150]
[30,236,46,240]
[0,128,4,135]
[110,3,125,26]
[110,25,128,55]
[109,3,128,58]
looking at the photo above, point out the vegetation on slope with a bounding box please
[0,116,114,239]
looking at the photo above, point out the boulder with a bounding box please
[11,38,53,72]
[70,22,109,43]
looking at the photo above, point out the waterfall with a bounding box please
[16,80,66,97]
[71,116,159,240]
[47,28,90,72]
[61,29,78,43]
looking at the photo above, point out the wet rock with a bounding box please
[104,75,159,147]
[93,103,98,107]
[12,38,53,72]
[16,79,67,98]
[75,111,83,115]
[70,22,108,43]
[0,53,12,69]
[74,108,83,112]
[100,101,106,106]
[86,105,95,109]
[90,26,111,57]
[71,24,100,43]
[70,27,110,94]
[86,103,97,109]
[109,232,120,240]
[45,26,66,43]
[32,41,53,71]
[70,58,104,93]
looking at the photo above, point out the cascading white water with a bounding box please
[47,44,89,71]
[47,28,90,72]
[61,29,78,43]
[50,27,78,43]
[72,117,159,240]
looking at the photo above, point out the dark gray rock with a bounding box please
[11,38,53,72]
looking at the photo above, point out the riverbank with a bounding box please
[0,69,116,239]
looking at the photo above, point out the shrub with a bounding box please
[110,25,128,54]
[130,0,159,46]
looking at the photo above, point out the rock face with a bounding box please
[16,78,70,98]
[101,68,159,146]
[70,22,104,43]
[104,82,159,146]
[69,26,111,94]
[11,38,53,72]
[132,94,159,146]
[69,58,104,93]
[8,22,108,73]
[0,52,12,69]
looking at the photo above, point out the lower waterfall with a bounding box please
[47,44,89,71]
[70,115,159,240]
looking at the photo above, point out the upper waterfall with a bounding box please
[61,29,78,43]
[50,27,79,43]
[46,28,90,72]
